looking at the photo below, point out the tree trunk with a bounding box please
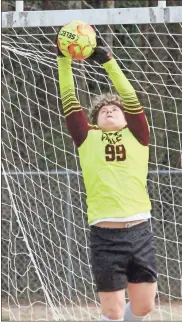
[105,1,115,48]
[67,1,82,9]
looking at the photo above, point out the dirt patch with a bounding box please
[2,302,182,321]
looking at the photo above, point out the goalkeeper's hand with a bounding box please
[88,47,112,65]
[88,34,112,65]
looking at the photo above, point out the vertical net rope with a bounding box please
[2,24,182,320]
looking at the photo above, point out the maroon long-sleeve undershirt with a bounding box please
[57,57,149,147]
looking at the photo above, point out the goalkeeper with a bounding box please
[56,34,157,321]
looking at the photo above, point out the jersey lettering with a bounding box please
[105,144,126,162]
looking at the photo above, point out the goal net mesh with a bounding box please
[2,23,182,321]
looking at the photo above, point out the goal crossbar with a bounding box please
[2,6,182,29]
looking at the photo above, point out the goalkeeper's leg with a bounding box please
[90,225,128,321]
[124,221,158,320]
[99,290,125,321]
[124,282,157,320]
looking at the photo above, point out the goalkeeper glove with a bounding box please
[88,33,112,65]
[88,47,112,65]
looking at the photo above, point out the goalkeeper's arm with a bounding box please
[89,47,149,146]
[57,56,90,147]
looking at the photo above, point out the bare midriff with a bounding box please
[94,219,146,229]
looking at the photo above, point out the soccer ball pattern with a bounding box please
[57,20,96,60]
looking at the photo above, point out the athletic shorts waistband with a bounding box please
[90,220,150,233]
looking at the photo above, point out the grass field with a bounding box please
[2,302,182,321]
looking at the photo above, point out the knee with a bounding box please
[100,290,125,320]
[103,305,124,320]
[137,301,155,316]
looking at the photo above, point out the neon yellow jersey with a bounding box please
[57,56,151,224]
[78,128,151,224]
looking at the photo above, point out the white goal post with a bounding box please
[2,2,182,321]
[2,4,182,28]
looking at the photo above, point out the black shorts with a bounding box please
[90,221,157,292]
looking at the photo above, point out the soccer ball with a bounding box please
[57,20,96,60]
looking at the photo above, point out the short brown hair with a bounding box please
[89,93,123,125]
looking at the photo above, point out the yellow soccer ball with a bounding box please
[57,20,97,60]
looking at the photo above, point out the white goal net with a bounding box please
[2,21,182,321]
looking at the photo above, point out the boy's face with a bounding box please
[97,104,127,132]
